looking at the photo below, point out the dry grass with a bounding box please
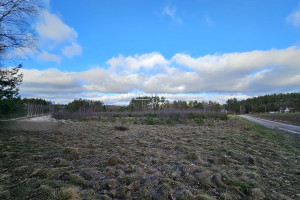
[0,116,299,199]
[51,187,81,200]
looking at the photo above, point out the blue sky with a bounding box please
[18,0,300,104]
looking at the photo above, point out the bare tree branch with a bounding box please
[0,0,41,63]
[0,0,41,99]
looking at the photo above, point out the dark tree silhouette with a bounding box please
[0,0,41,100]
[226,93,300,113]
[0,64,22,100]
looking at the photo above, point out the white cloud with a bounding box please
[38,52,61,63]
[107,52,169,72]
[80,68,146,93]
[20,47,300,104]
[286,10,300,27]
[36,11,77,43]
[22,68,80,87]
[170,47,300,92]
[62,42,82,58]
[172,47,300,73]
[36,10,82,59]
[162,5,182,24]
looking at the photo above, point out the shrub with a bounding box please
[145,116,155,125]
[166,117,173,125]
[195,118,204,125]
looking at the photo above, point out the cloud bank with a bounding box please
[20,47,300,104]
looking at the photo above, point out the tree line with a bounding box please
[128,96,222,112]
[65,99,106,113]
[226,93,300,113]
[0,97,52,118]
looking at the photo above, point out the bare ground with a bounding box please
[0,116,299,200]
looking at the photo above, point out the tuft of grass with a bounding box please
[50,158,70,167]
[107,155,125,166]
[249,188,265,200]
[86,143,96,149]
[51,187,81,200]
[63,147,80,160]
[30,168,49,178]
[63,147,79,154]
[227,179,254,196]
[208,122,215,127]
[186,152,198,160]
[69,174,86,185]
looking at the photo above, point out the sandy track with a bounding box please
[0,114,52,122]
[239,115,300,134]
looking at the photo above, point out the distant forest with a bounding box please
[1,92,299,119]
[226,93,300,113]
[0,98,52,119]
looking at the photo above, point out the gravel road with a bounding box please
[239,115,300,135]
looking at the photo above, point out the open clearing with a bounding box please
[0,116,299,200]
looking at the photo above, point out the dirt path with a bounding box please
[0,114,52,122]
[240,115,300,134]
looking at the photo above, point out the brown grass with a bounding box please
[51,187,81,200]
[0,116,299,199]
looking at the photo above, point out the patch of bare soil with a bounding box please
[0,116,299,200]
[250,112,300,126]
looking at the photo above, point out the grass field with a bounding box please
[0,115,299,200]
[250,112,300,126]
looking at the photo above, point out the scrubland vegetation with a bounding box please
[0,114,299,200]
[0,2,299,199]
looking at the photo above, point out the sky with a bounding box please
[15,0,300,104]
